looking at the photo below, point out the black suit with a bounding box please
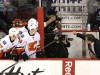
[76,33,100,58]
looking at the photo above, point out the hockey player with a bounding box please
[19,23,40,59]
[18,18,40,41]
[17,18,42,58]
[0,28,19,61]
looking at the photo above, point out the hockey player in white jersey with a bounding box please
[19,22,40,59]
[0,28,19,61]
[18,18,40,41]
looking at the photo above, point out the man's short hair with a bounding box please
[85,34,96,42]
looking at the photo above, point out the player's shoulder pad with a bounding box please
[2,40,7,45]
[20,34,25,38]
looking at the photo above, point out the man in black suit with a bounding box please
[73,31,100,58]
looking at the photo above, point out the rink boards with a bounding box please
[0,59,99,75]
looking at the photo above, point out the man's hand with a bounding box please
[49,15,56,22]
[89,52,97,59]
[46,15,56,26]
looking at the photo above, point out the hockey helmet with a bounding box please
[9,28,19,37]
[28,18,38,28]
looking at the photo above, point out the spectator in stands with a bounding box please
[73,31,100,59]
[87,0,100,30]
[0,11,11,35]
[0,0,18,35]
[94,0,100,29]
[3,0,18,20]
[87,0,96,30]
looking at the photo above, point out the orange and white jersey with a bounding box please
[20,32,40,58]
[0,35,19,52]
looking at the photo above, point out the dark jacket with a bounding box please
[76,33,100,58]
[0,11,12,34]
[45,39,70,58]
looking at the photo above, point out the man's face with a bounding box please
[85,37,91,44]
[11,34,19,41]
[11,35,16,41]
[30,29,35,35]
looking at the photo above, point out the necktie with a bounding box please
[88,44,95,55]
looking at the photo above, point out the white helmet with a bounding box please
[28,18,38,28]
[9,28,19,37]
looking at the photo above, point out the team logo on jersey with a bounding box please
[21,34,24,38]
[2,40,7,45]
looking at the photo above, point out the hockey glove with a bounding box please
[20,52,29,61]
[36,50,45,58]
